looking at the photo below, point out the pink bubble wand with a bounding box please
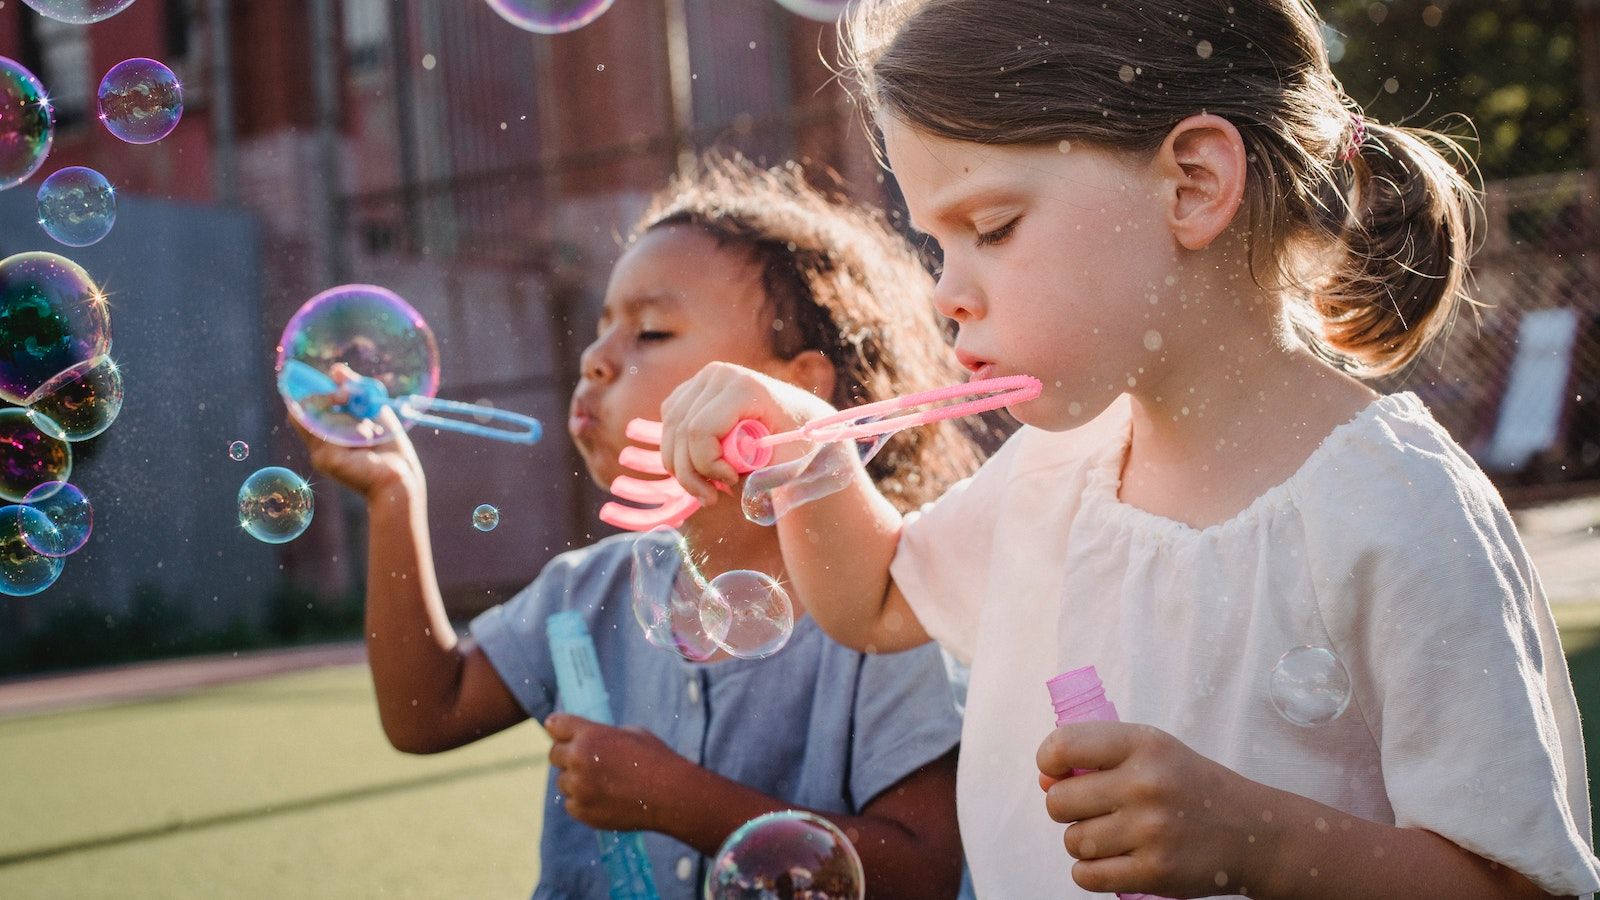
[599,374,1041,531]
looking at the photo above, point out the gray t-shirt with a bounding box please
[470,533,963,899]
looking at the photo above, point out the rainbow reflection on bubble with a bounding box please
[0,504,63,596]
[706,811,865,900]
[228,440,249,461]
[26,354,124,442]
[238,466,314,544]
[770,0,850,22]
[482,0,614,33]
[0,252,112,406]
[276,284,439,448]
[97,57,183,145]
[0,408,70,503]
[0,56,53,192]
[37,167,116,247]
[21,0,138,24]
[22,480,90,557]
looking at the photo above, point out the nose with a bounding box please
[578,337,616,385]
[931,269,983,324]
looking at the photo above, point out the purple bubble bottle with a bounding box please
[1047,665,1169,900]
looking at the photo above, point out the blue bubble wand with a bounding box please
[547,610,663,900]
[278,359,542,445]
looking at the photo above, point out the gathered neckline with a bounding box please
[1079,391,1421,544]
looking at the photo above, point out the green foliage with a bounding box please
[1319,0,1587,178]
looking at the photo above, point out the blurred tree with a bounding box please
[1318,0,1586,179]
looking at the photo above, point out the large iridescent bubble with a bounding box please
[1268,645,1352,727]
[22,480,90,557]
[275,285,439,448]
[0,408,70,503]
[238,466,314,544]
[629,527,722,662]
[0,504,63,596]
[37,167,117,247]
[0,252,112,406]
[706,810,866,899]
[26,354,123,442]
[482,0,614,33]
[97,57,183,145]
[0,56,53,192]
[21,0,139,24]
[771,0,851,22]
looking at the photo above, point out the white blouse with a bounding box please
[892,391,1599,899]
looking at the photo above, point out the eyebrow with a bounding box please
[601,292,681,321]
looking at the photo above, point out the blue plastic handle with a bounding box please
[278,360,541,446]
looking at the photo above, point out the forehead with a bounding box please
[881,118,1136,230]
[604,225,765,316]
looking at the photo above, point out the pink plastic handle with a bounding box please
[796,374,1040,444]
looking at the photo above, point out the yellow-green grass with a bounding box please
[0,666,547,899]
[5,605,1600,898]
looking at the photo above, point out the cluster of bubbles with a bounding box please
[237,467,315,545]
[630,527,795,661]
[276,285,440,448]
[472,503,500,532]
[37,166,116,247]
[706,810,865,899]
[97,57,184,145]
[479,0,848,35]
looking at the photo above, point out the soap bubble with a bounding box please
[21,0,139,24]
[228,440,249,461]
[0,252,112,406]
[472,503,500,532]
[0,504,64,596]
[706,810,866,900]
[0,408,70,503]
[238,466,314,544]
[629,526,720,661]
[770,0,850,22]
[699,570,794,659]
[26,354,123,441]
[0,56,53,192]
[742,435,887,527]
[21,480,90,557]
[275,284,439,448]
[36,167,116,247]
[1268,646,1352,727]
[482,0,614,33]
[97,57,183,144]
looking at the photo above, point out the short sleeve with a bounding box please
[468,545,601,723]
[1306,436,1600,896]
[890,433,1024,665]
[847,643,964,809]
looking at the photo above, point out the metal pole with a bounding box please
[310,0,347,285]
[389,0,421,252]
[206,0,237,205]
[662,0,695,176]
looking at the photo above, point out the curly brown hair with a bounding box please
[631,153,984,512]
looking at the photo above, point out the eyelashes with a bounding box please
[974,217,1020,247]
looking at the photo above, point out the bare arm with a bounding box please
[363,482,527,753]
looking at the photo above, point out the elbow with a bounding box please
[379,712,454,755]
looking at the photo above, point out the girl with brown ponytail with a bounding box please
[655,2,1600,897]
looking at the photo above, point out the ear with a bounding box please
[1154,114,1248,251]
[776,350,837,401]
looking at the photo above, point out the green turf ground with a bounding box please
[4,607,1600,899]
[0,666,547,899]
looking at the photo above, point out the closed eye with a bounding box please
[975,217,1019,248]
[638,330,673,343]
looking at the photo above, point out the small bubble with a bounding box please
[1119,64,1135,82]
[472,503,500,532]
[1196,39,1213,59]
[228,440,249,461]
[595,63,605,71]
[1144,330,1163,351]
[421,53,437,70]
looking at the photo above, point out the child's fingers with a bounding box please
[1066,854,1150,897]
[1042,769,1118,825]
[1061,812,1139,862]
[543,712,589,742]
[658,372,718,478]
[1036,721,1143,777]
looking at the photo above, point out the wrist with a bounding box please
[367,472,424,510]
[646,753,707,835]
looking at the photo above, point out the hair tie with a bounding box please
[1340,113,1367,163]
